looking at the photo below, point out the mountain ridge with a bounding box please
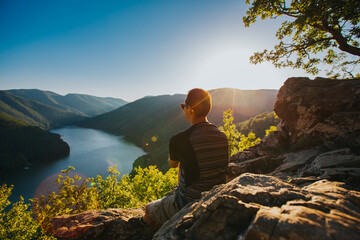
[0,89,127,129]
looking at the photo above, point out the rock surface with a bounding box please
[274,77,360,150]
[52,77,360,239]
[52,208,145,240]
[229,78,360,186]
[153,174,360,240]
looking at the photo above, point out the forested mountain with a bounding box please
[0,113,70,174]
[237,112,280,138]
[79,88,278,171]
[8,89,127,116]
[0,91,85,129]
[0,89,126,173]
[0,89,127,128]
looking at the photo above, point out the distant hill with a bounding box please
[0,89,127,128]
[0,91,86,128]
[0,113,70,174]
[237,112,280,139]
[0,89,127,174]
[79,88,278,171]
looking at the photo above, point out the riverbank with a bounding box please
[0,114,70,175]
[0,126,145,203]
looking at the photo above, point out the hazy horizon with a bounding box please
[1,86,279,103]
[0,0,316,101]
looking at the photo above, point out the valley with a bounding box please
[79,88,278,171]
[0,87,278,200]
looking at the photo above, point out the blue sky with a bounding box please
[0,0,315,101]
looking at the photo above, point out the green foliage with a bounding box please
[265,125,277,136]
[221,109,279,156]
[1,165,177,237]
[220,109,261,156]
[91,165,124,209]
[219,109,241,156]
[30,165,178,234]
[31,166,98,233]
[244,0,360,78]
[0,184,53,240]
[92,165,178,209]
[238,132,262,152]
[130,166,178,205]
[237,112,280,138]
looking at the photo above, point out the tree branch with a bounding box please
[283,37,334,55]
[316,19,360,56]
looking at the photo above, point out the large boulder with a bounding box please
[229,77,360,184]
[154,173,360,240]
[274,77,360,150]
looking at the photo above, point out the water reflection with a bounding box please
[1,126,146,202]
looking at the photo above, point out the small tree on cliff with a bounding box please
[244,0,360,78]
[219,109,261,156]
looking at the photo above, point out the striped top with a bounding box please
[169,122,229,206]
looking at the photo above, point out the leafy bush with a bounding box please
[0,184,53,240]
[220,109,278,156]
[237,112,279,138]
[92,165,178,209]
[31,166,98,233]
[220,109,261,156]
[237,132,261,152]
[130,166,178,205]
[0,165,178,237]
[30,165,178,234]
[265,125,277,136]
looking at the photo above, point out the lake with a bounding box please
[1,126,146,202]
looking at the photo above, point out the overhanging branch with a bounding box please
[315,19,360,56]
